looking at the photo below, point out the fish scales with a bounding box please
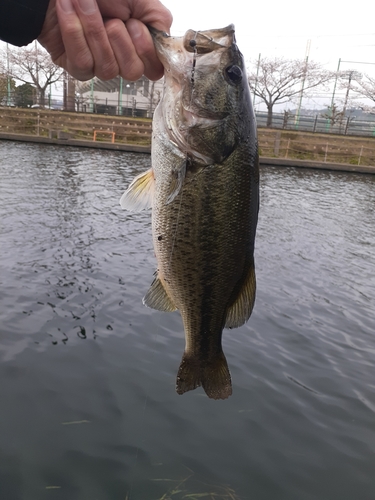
[120,25,259,399]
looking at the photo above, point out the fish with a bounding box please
[120,25,259,399]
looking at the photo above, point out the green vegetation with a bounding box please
[0,73,16,104]
[125,470,241,500]
[13,83,34,108]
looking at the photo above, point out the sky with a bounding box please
[1,0,374,110]
[1,0,373,74]
[162,0,375,75]
[161,0,375,110]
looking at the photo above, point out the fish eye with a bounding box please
[225,65,243,84]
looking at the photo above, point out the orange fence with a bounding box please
[93,130,115,143]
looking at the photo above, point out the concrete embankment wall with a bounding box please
[1,108,374,174]
[1,131,374,175]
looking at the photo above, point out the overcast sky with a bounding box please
[1,0,373,75]
[162,0,375,76]
[1,0,373,109]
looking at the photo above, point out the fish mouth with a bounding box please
[148,24,235,48]
[182,25,236,52]
[181,106,229,126]
[148,24,236,68]
[148,26,235,124]
[150,25,240,164]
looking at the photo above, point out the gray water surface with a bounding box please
[0,141,374,500]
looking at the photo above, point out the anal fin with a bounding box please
[143,275,177,312]
[225,258,256,329]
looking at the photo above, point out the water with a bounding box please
[0,141,374,500]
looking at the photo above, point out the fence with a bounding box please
[0,107,152,145]
[1,107,375,167]
[255,111,375,137]
[4,86,375,138]
[259,129,375,166]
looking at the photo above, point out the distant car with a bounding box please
[30,104,57,110]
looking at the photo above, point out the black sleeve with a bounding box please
[0,0,51,46]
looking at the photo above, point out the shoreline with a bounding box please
[1,131,374,175]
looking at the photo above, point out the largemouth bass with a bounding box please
[120,25,259,399]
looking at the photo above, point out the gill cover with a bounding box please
[150,25,248,166]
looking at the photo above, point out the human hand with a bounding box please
[38,0,172,81]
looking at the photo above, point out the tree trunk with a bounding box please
[39,87,45,107]
[266,104,273,127]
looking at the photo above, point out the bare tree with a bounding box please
[321,102,345,127]
[139,80,161,117]
[336,70,362,119]
[248,57,333,127]
[351,74,375,108]
[5,43,63,107]
[74,80,90,112]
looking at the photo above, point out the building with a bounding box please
[78,75,163,117]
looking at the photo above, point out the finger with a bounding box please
[126,19,164,81]
[56,0,119,81]
[71,0,120,80]
[96,0,173,33]
[56,0,95,80]
[135,1,173,34]
[38,0,66,65]
[104,19,144,81]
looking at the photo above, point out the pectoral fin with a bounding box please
[166,160,187,204]
[120,168,154,211]
[143,275,177,312]
[225,258,256,329]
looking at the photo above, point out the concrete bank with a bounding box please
[1,132,374,175]
[0,132,150,154]
[260,156,375,175]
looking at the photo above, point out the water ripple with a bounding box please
[1,142,375,499]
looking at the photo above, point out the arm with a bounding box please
[39,0,172,81]
[1,0,172,81]
[0,0,50,46]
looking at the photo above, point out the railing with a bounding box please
[1,107,375,166]
[2,97,375,137]
[255,111,375,137]
[258,129,375,166]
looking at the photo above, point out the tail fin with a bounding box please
[176,352,232,400]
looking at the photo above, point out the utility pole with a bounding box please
[63,71,67,110]
[6,43,11,106]
[342,71,354,120]
[35,40,39,105]
[118,77,123,115]
[295,40,311,129]
[326,58,341,131]
[253,53,261,108]
[90,78,94,112]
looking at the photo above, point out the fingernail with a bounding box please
[77,0,97,15]
[127,19,143,40]
[59,0,74,14]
